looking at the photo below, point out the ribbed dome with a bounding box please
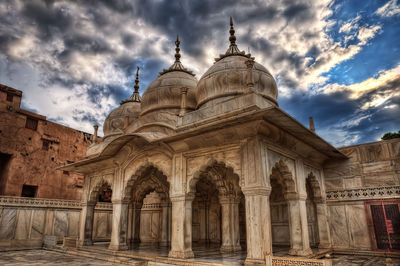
[103,67,142,138]
[196,55,278,108]
[140,36,197,117]
[140,71,197,115]
[103,101,141,137]
[196,17,278,109]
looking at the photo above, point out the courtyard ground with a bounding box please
[0,249,399,265]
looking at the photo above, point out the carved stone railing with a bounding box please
[0,196,81,209]
[0,196,113,211]
[271,256,330,266]
[326,186,400,202]
[94,202,113,210]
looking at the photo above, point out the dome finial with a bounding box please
[159,35,195,76]
[215,17,252,62]
[134,66,140,93]
[229,17,236,47]
[175,35,181,63]
[121,66,141,104]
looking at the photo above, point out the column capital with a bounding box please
[242,186,271,196]
[219,196,240,205]
[170,194,195,202]
[111,199,130,204]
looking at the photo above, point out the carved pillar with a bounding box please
[220,196,241,252]
[109,200,129,251]
[243,188,272,265]
[287,194,312,256]
[78,202,95,246]
[131,202,141,243]
[315,199,331,249]
[160,201,170,246]
[168,195,194,259]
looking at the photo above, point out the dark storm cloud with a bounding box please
[279,75,400,145]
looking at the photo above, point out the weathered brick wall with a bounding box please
[0,85,94,200]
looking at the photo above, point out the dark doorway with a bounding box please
[0,153,12,195]
[370,202,400,251]
[21,185,38,198]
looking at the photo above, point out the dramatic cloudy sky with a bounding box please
[0,0,399,147]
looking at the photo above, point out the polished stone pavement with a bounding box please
[0,247,399,265]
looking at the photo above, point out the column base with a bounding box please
[168,250,194,259]
[318,243,332,250]
[78,239,93,246]
[220,245,241,253]
[108,243,129,251]
[288,247,313,256]
[244,257,267,265]
[159,241,170,247]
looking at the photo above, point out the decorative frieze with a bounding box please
[0,196,81,209]
[271,256,328,266]
[326,186,400,202]
[0,196,113,210]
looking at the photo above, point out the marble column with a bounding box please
[109,200,129,251]
[242,187,272,265]
[132,203,141,243]
[315,200,332,249]
[78,202,95,246]
[168,195,194,259]
[220,196,241,252]
[287,194,312,256]
[160,201,170,246]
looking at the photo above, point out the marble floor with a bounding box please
[0,249,121,265]
[0,247,399,265]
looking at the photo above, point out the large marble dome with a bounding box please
[196,18,278,109]
[140,36,197,117]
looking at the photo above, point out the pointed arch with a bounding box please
[188,159,242,198]
[306,172,323,202]
[123,164,169,203]
[270,159,296,194]
[88,177,113,203]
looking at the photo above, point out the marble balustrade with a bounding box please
[0,196,112,250]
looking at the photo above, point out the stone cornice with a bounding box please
[326,186,400,202]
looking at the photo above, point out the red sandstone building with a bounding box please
[0,84,93,200]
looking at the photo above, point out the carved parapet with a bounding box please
[0,196,81,209]
[326,186,400,202]
[271,256,331,266]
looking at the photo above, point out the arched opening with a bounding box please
[82,180,113,245]
[269,160,297,253]
[306,173,323,248]
[125,165,171,249]
[190,162,246,254]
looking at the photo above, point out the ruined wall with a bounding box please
[324,138,400,252]
[0,84,94,200]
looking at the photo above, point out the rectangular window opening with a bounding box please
[21,185,38,198]
[6,93,13,102]
[25,117,38,131]
[42,140,50,150]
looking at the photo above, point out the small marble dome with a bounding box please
[140,36,197,116]
[103,68,142,138]
[196,18,278,109]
